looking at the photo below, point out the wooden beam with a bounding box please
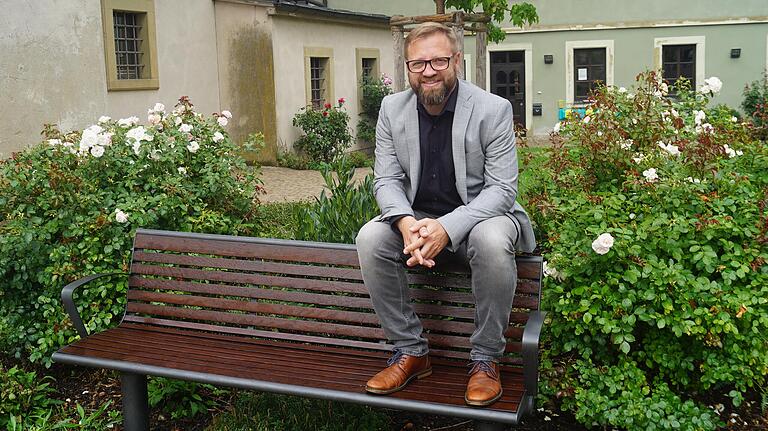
[475,25,487,90]
[392,25,405,92]
[453,12,465,80]
[390,13,489,27]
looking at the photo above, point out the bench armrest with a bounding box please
[521,310,546,398]
[62,273,126,338]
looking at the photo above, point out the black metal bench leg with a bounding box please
[474,420,507,431]
[121,373,149,431]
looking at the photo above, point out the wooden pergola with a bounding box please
[390,11,491,92]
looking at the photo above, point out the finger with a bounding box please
[418,226,430,237]
[412,248,425,265]
[409,219,429,233]
[403,236,425,254]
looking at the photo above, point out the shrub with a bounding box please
[276,150,312,170]
[357,74,393,145]
[0,365,60,428]
[742,74,768,141]
[292,99,352,164]
[0,97,262,366]
[293,156,378,244]
[148,377,227,420]
[530,72,767,430]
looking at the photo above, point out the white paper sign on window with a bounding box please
[577,68,588,81]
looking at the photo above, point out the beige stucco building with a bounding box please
[0,0,394,162]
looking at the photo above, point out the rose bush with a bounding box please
[527,72,767,430]
[292,98,352,164]
[0,97,262,365]
[357,73,394,145]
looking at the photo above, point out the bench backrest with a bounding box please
[125,229,543,364]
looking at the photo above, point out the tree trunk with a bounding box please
[435,0,445,14]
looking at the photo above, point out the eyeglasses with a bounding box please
[405,56,453,73]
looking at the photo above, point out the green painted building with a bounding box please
[328,0,768,137]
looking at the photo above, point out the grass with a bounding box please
[252,201,307,240]
[206,392,389,431]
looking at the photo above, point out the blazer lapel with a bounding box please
[404,93,420,201]
[452,82,473,204]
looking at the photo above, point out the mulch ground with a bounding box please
[3,354,766,430]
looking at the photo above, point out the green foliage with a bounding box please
[346,150,374,168]
[741,74,768,141]
[0,366,59,428]
[0,97,262,366]
[294,156,379,244]
[563,358,719,430]
[207,392,389,431]
[148,377,226,420]
[292,98,352,164]
[529,72,768,430]
[357,73,393,145]
[276,150,313,170]
[254,202,306,239]
[445,0,538,43]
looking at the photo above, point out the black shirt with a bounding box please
[412,83,464,216]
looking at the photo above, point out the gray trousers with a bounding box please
[355,213,519,362]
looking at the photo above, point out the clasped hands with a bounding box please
[397,216,449,268]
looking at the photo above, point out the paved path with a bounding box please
[258,166,373,203]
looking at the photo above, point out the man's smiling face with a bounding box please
[406,33,461,108]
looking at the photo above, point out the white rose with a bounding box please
[48,139,62,146]
[149,149,161,160]
[694,110,706,125]
[212,132,225,143]
[591,233,615,255]
[582,116,590,124]
[174,116,183,126]
[152,102,165,113]
[701,123,714,134]
[98,116,112,124]
[671,109,679,118]
[90,145,105,158]
[543,261,563,280]
[685,177,701,184]
[117,116,139,127]
[148,113,162,125]
[187,141,200,153]
[115,209,129,223]
[632,152,645,164]
[221,110,232,119]
[618,87,627,93]
[178,167,187,175]
[553,122,561,134]
[179,123,193,133]
[620,140,632,150]
[132,141,142,155]
[642,167,659,182]
[731,116,738,123]
[217,116,229,127]
[701,76,722,94]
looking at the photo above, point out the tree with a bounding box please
[438,0,539,43]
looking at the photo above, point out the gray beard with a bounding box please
[418,84,449,106]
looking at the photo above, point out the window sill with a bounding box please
[107,78,160,91]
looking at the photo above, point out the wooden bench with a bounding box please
[52,228,545,431]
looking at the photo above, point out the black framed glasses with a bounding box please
[405,56,453,73]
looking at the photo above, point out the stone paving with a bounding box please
[258,166,373,203]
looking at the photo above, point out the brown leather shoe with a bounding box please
[465,360,502,406]
[365,352,432,394]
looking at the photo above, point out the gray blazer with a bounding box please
[373,80,536,253]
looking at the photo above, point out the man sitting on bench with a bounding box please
[355,22,536,406]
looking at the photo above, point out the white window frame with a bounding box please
[654,36,705,90]
[485,43,533,131]
[565,40,614,106]
[462,53,473,84]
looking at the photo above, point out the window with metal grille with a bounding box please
[113,11,145,80]
[573,48,606,103]
[361,58,377,80]
[310,57,328,108]
[662,44,696,92]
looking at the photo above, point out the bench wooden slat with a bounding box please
[128,277,533,325]
[134,233,361,266]
[130,265,539,309]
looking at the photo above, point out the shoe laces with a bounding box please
[387,350,407,367]
[468,360,498,379]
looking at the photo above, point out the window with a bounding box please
[573,48,606,103]
[662,44,696,90]
[310,57,329,108]
[101,0,159,91]
[304,47,334,107]
[654,36,705,93]
[565,40,614,106]
[355,48,380,84]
